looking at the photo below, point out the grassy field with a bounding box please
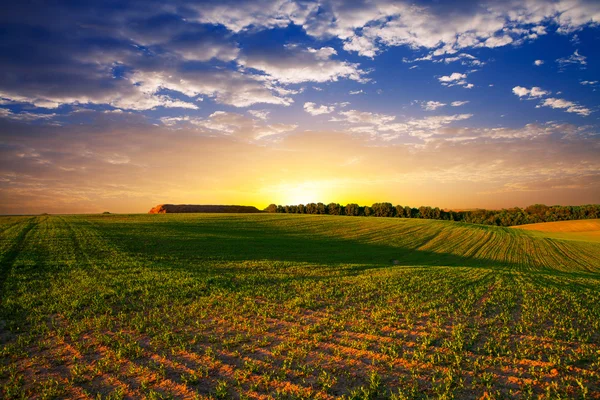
[513,219,600,243]
[1,214,599,399]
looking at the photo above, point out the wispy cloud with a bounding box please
[540,98,592,116]
[422,101,446,111]
[557,50,587,69]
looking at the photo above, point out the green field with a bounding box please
[1,214,599,399]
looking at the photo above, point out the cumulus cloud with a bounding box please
[481,35,514,48]
[343,35,380,58]
[129,70,292,108]
[167,35,240,63]
[122,17,241,62]
[438,72,472,88]
[512,86,550,98]
[439,73,467,83]
[534,59,544,66]
[189,0,317,33]
[312,0,599,60]
[304,102,335,115]
[239,45,367,84]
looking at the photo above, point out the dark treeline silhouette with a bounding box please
[264,202,600,227]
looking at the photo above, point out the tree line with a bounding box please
[264,202,600,227]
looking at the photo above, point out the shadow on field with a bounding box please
[0,217,37,303]
[95,218,537,275]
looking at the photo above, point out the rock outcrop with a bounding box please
[148,204,262,214]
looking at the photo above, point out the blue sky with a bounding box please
[0,0,599,213]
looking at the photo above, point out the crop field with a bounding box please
[1,214,599,399]
[514,219,600,243]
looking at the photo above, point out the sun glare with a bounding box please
[262,181,331,206]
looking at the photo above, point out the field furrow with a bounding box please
[1,214,599,399]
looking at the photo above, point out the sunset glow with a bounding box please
[1,1,599,213]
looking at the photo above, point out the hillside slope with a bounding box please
[89,213,600,273]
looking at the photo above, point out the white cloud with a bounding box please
[580,80,598,86]
[169,39,240,63]
[510,86,591,116]
[0,108,57,122]
[349,90,364,95]
[534,60,544,66]
[422,101,446,111]
[161,110,297,140]
[481,35,514,48]
[0,65,293,110]
[129,69,292,108]
[439,73,467,83]
[239,46,367,84]
[438,72,472,88]
[190,0,317,33]
[338,109,396,126]
[557,50,587,68]
[305,0,600,60]
[451,101,469,107]
[304,102,335,115]
[541,98,592,116]
[247,109,270,120]
[512,86,550,98]
[335,108,473,140]
[343,35,380,58]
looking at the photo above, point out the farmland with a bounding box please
[1,214,599,399]
[513,219,600,243]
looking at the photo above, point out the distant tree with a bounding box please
[418,206,429,219]
[327,203,342,215]
[317,202,326,214]
[345,203,360,216]
[265,201,600,226]
[395,205,405,218]
[372,202,395,217]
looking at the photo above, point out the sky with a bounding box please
[0,0,599,214]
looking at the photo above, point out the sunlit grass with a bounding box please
[1,214,599,399]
